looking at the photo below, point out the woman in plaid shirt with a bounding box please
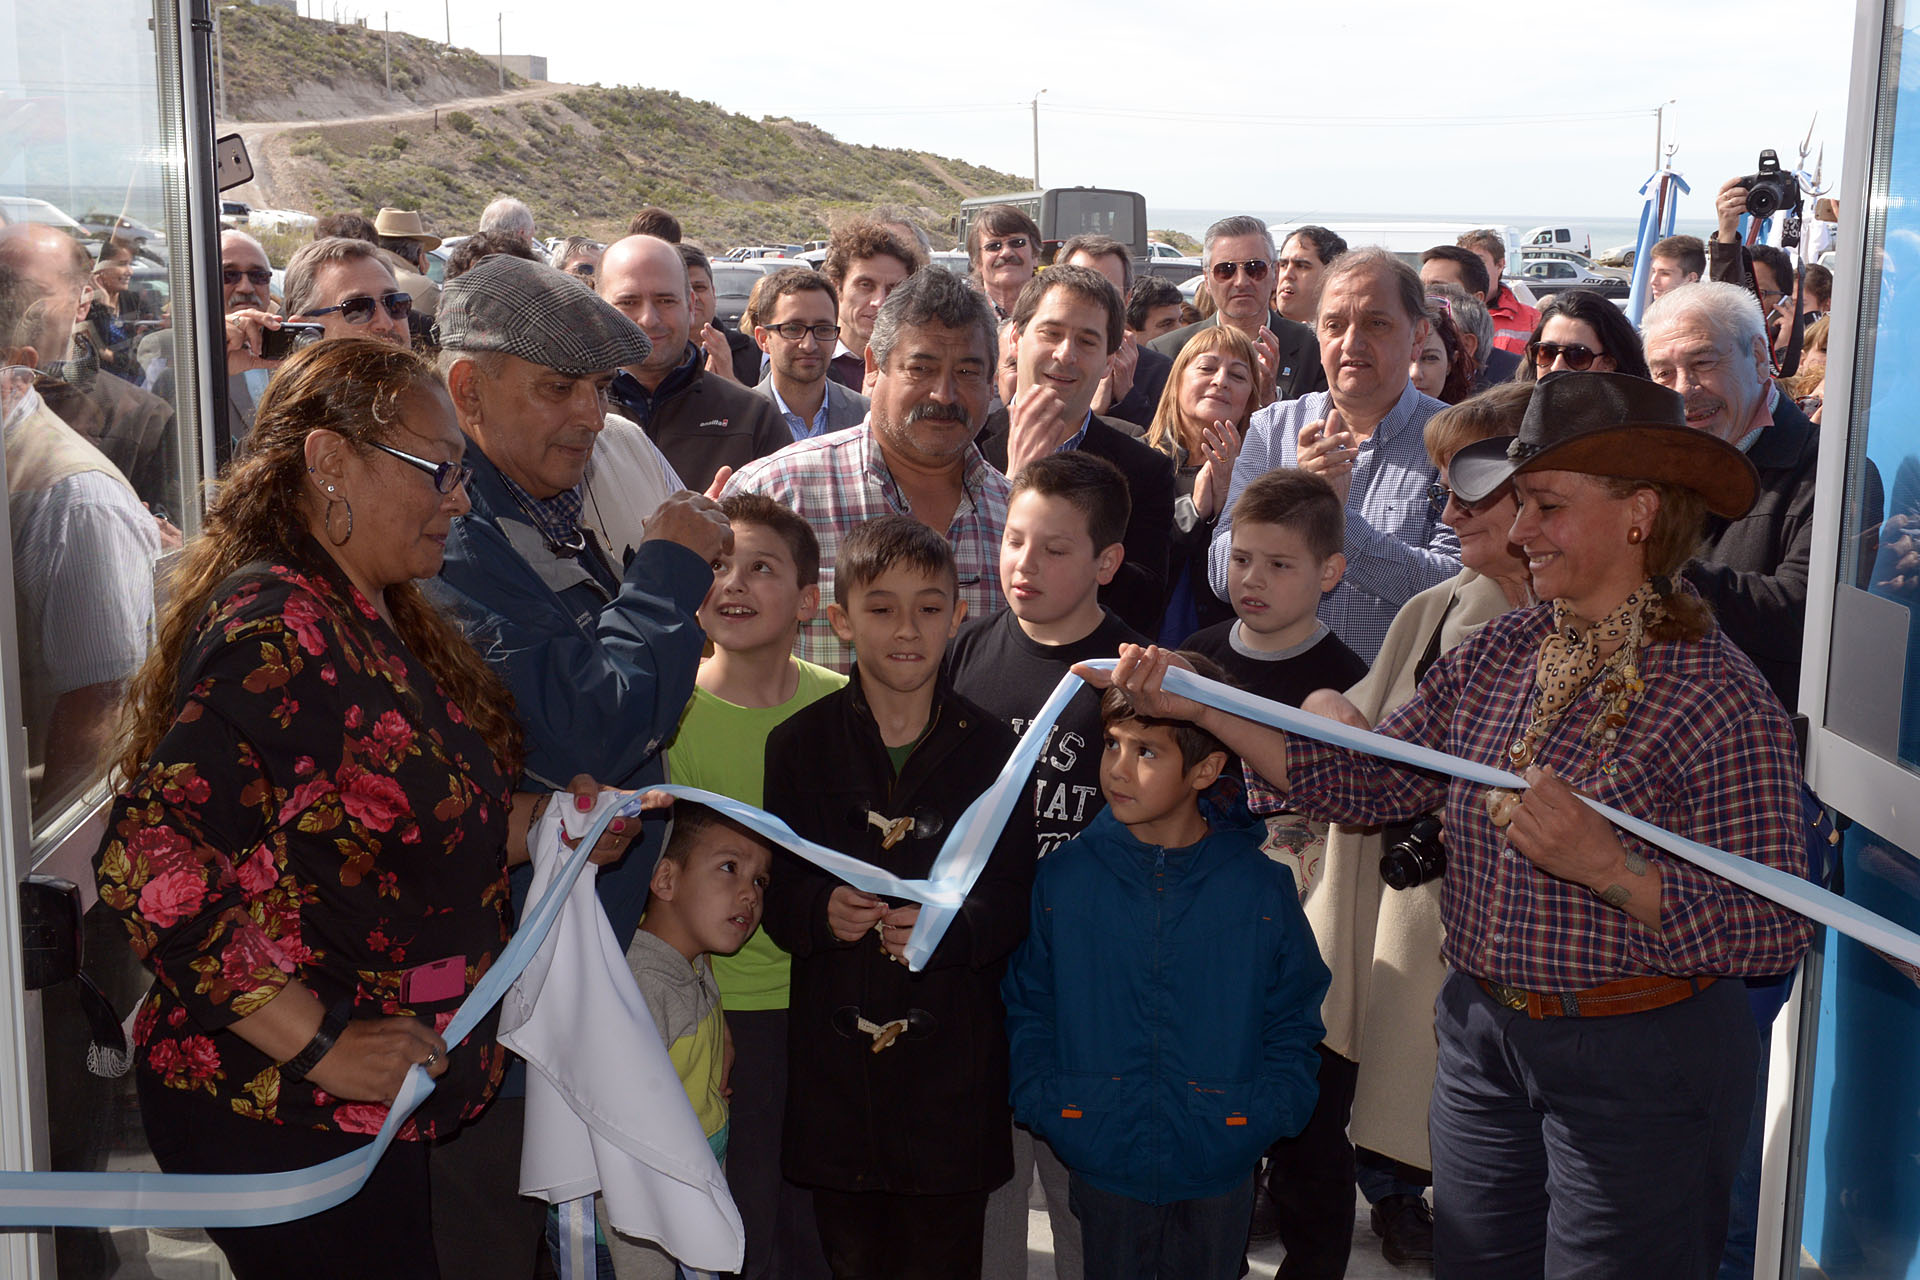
[1091,372,1813,1279]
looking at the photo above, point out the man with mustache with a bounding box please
[1643,280,1817,712]
[725,267,1009,674]
[968,204,1041,321]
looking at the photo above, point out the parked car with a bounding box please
[709,258,805,325]
[929,250,971,277]
[0,195,88,234]
[1515,257,1630,299]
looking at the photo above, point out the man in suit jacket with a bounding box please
[746,266,871,441]
[1058,233,1172,431]
[1645,281,1821,712]
[1149,215,1326,406]
[983,265,1175,635]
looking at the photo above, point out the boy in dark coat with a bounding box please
[761,515,1038,1279]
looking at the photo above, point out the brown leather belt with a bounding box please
[1478,974,1715,1020]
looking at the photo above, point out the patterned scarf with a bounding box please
[1531,582,1661,724]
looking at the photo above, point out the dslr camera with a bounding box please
[1738,150,1802,219]
[1379,815,1446,891]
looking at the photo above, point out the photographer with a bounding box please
[1711,167,1807,378]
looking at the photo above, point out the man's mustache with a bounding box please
[906,402,967,425]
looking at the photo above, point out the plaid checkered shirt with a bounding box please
[722,420,1010,674]
[1249,604,1814,992]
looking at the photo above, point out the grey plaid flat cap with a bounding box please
[435,254,651,375]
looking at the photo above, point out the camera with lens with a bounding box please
[1738,150,1801,219]
[1379,815,1446,891]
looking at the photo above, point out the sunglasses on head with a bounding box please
[1209,259,1272,283]
[983,236,1030,254]
[304,291,412,324]
[369,441,472,495]
[1527,340,1602,371]
[223,267,273,288]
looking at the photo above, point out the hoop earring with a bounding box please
[325,496,354,546]
[1627,526,1644,545]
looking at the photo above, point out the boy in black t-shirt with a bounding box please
[1183,467,1368,714]
[945,450,1146,1276]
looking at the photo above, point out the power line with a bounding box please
[773,99,1656,129]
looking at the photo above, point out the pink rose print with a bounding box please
[138,869,206,928]
[133,1002,159,1043]
[221,929,292,988]
[320,664,338,686]
[344,704,364,730]
[278,778,334,826]
[235,845,279,896]
[294,755,316,777]
[166,1005,188,1027]
[128,825,194,874]
[370,710,414,762]
[282,593,329,657]
[179,1035,222,1082]
[160,771,211,806]
[332,1103,391,1135]
[338,767,410,832]
[147,1040,179,1077]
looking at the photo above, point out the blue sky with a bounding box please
[354,0,1856,224]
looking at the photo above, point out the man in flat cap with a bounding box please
[428,253,731,1273]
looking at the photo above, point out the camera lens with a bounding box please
[1748,187,1780,218]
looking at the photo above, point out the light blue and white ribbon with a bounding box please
[5,661,1918,1232]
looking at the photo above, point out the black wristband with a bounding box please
[280,1000,351,1082]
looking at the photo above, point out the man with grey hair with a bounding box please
[724,267,1008,673]
[429,252,730,1274]
[1643,279,1816,711]
[478,194,537,244]
[1149,214,1323,404]
[281,236,412,347]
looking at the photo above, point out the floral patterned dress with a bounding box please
[94,542,514,1138]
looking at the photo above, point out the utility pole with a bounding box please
[497,13,504,90]
[1031,88,1047,190]
[444,0,451,45]
[1654,98,1676,171]
[383,12,391,97]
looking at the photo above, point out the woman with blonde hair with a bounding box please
[1145,323,1261,644]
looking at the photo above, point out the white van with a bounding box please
[1521,225,1593,257]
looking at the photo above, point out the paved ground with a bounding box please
[1023,1186,1433,1279]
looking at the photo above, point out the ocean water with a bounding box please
[1151,207,1719,258]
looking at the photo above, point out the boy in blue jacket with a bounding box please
[1001,655,1330,1279]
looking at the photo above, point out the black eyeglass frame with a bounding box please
[368,441,473,495]
[765,321,842,343]
[1208,259,1273,282]
[303,291,414,324]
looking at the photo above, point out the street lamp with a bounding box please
[214,4,239,122]
[1031,88,1047,190]
[1654,98,1677,171]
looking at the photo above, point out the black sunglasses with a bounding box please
[982,236,1031,253]
[223,266,273,287]
[369,441,472,495]
[1209,259,1272,283]
[1527,340,1601,371]
[1427,481,1507,515]
[304,291,413,324]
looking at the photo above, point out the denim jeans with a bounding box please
[1068,1172,1255,1280]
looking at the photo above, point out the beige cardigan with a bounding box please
[1301,569,1517,1169]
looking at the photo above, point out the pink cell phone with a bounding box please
[402,956,466,1004]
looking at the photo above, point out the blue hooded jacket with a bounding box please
[1002,806,1329,1204]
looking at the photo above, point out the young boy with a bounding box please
[609,803,775,1279]
[669,492,844,1280]
[760,515,1038,1280]
[1183,468,1369,708]
[945,450,1147,1271]
[948,451,1149,858]
[1000,661,1330,1280]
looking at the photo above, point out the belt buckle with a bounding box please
[1488,982,1530,1012]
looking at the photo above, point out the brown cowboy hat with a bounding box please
[1446,371,1758,519]
[373,207,442,250]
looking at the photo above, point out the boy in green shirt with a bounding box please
[668,492,843,1280]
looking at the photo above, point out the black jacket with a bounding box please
[1148,310,1326,402]
[608,346,791,494]
[761,672,1038,1194]
[1107,343,1174,430]
[1683,395,1818,711]
[976,409,1177,637]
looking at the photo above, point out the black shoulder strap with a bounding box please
[1413,590,1462,684]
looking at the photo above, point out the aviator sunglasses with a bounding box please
[303,291,413,325]
[1210,259,1272,283]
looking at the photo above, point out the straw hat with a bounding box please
[1447,371,1758,520]
[372,207,442,250]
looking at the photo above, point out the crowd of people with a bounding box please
[0,174,1834,1280]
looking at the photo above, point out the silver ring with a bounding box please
[423,1051,438,1068]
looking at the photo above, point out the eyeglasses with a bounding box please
[303,291,413,324]
[1527,340,1602,371]
[222,266,273,288]
[1209,259,1272,283]
[1427,481,1506,515]
[766,321,840,343]
[982,236,1031,253]
[369,441,473,495]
